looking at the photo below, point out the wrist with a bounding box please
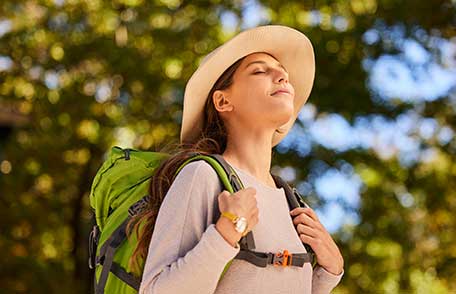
[322,265,343,275]
[215,216,242,247]
[221,211,248,236]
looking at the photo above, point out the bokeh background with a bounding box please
[1,0,455,293]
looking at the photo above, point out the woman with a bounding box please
[131,25,344,293]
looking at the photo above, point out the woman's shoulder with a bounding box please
[168,159,223,209]
[174,159,221,186]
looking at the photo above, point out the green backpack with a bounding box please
[88,146,315,294]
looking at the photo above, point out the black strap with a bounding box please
[95,218,139,294]
[206,154,244,192]
[235,249,315,267]
[110,262,141,290]
[271,175,316,260]
[271,175,300,210]
[94,258,141,291]
[96,245,116,294]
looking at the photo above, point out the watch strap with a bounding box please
[221,211,238,222]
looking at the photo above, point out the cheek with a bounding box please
[231,86,262,113]
[231,83,294,118]
[247,92,294,116]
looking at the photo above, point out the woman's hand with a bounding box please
[215,187,259,247]
[290,207,344,275]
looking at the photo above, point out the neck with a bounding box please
[221,130,276,188]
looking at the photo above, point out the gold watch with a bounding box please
[221,211,248,236]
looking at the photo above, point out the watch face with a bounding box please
[235,217,247,233]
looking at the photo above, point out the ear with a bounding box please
[212,90,234,113]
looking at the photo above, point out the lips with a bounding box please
[271,88,291,95]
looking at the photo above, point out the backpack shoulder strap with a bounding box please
[271,174,316,267]
[271,174,310,209]
[173,152,242,193]
[173,152,256,250]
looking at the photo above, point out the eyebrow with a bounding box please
[245,60,288,74]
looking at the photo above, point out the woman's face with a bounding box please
[214,52,295,136]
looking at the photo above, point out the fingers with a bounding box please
[249,213,259,232]
[221,187,257,198]
[299,233,318,248]
[290,207,320,222]
[292,211,316,227]
[250,206,259,218]
[296,223,317,237]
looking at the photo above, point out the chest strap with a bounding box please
[234,249,315,268]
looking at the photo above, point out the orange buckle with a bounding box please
[273,250,292,267]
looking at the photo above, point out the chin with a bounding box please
[275,99,294,112]
[273,111,294,127]
[278,104,294,119]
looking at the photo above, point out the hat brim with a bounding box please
[180,25,315,147]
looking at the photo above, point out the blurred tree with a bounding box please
[263,0,456,293]
[0,0,242,292]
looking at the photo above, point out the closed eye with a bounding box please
[253,71,266,74]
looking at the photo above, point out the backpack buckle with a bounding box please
[273,249,292,267]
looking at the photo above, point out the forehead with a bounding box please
[240,52,287,72]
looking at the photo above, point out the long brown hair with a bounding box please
[126,56,245,275]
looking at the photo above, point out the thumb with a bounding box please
[218,190,229,204]
[221,190,230,196]
[219,190,231,199]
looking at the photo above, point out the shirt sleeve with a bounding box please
[311,264,344,294]
[139,160,241,294]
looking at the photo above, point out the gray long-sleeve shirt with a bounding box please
[139,160,344,294]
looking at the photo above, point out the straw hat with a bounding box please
[180,24,315,147]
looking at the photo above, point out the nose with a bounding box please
[274,69,289,85]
